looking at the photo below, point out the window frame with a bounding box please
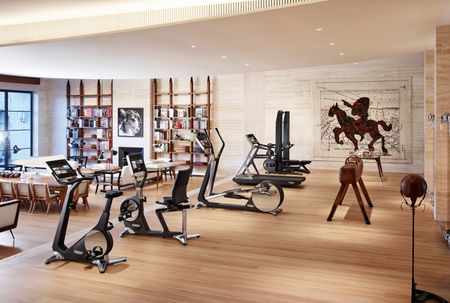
[0,89,33,167]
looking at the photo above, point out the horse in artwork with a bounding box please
[328,103,392,154]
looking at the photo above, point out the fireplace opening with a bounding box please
[118,147,144,167]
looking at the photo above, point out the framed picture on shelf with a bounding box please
[118,107,143,137]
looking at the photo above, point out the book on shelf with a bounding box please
[97,128,110,139]
[175,108,190,117]
[100,118,109,128]
[160,107,168,117]
[67,119,79,127]
[193,120,208,130]
[67,108,80,117]
[83,108,93,117]
[89,119,96,128]
[154,120,169,129]
[98,140,110,150]
[195,107,204,117]
[67,128,79,138]
[169,108,174,118]
[154,131,167,141]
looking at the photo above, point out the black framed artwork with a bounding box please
[118,107,143,137]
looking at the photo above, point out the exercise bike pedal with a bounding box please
[107,221,114,230]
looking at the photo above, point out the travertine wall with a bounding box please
[435,25,450,224]
[213,58,425,174]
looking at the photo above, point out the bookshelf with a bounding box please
[66,79,114,164]
[152,76,211,172]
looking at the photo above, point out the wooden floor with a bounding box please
[0,170,449,303]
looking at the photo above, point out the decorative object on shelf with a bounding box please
[328,98,393,154]
[400,174,448,303]
[118,108,143,137]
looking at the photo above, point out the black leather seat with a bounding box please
[155,167,199,245]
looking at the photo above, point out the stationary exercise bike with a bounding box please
[44,159,127,273]
[196,128,284,215]
[118,153,199,245]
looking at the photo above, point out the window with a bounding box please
[0,90,33,168]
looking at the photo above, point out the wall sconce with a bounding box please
[439,112,450,133]
[426,113,435,128]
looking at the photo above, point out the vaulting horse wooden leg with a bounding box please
[338,184,349,205]
[352,183,371,224]
[358,178,373,208]
[327,184,348,221]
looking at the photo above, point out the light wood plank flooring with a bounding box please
[0,170,448,303]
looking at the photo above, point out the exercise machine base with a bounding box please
[45,252,127,273]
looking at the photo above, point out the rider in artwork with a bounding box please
[342,97,370,138]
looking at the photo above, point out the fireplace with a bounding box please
[118,147,144,167]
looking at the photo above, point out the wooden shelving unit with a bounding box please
[66,79,114,164]
[152,76,211,172]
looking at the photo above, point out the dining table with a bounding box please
[0,174,68,203]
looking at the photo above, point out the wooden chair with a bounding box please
[13,182,33,209]
[72,180,90,209]
[0,181,15,201]
[31,183,60,214]
[95,170,122,194]
[68,156,88,167]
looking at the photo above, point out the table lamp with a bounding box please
[400,174,448,303]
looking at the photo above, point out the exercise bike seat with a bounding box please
[103,190,123,199]
[156,197,191,211]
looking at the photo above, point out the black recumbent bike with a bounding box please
[118,153,199,245]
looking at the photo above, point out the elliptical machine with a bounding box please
[118,153,199,245]
[44,159,127,273]
[196,128,284,215]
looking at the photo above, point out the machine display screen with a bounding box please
[128,153,146,173]
[195,132,211,150]
[47,159,78,179]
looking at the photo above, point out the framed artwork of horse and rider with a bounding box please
[118,107,144,137]
[313,78,412,163]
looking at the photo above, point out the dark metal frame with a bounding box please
[0,90,33,168]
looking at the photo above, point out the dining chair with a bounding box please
[0,181,15,201]
[72,180,90,209]
[13,182,33,209]
[31,183,59,214]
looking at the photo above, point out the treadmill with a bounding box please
[233,134,306,187]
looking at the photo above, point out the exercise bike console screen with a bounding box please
[127,153,146,177]
[47,159,78,180]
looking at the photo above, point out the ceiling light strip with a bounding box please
[0,0,327,46]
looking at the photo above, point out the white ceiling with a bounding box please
[0,0,449,79]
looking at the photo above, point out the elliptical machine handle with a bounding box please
[214,128,225,159]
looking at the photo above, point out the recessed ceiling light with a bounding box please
[339,52,344,56]
[221,55,227,59]
[316,28,323,31]
[191,45,197,48]
[245,63,250,66]
[353,62,358,65]
[329,42,335,46]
